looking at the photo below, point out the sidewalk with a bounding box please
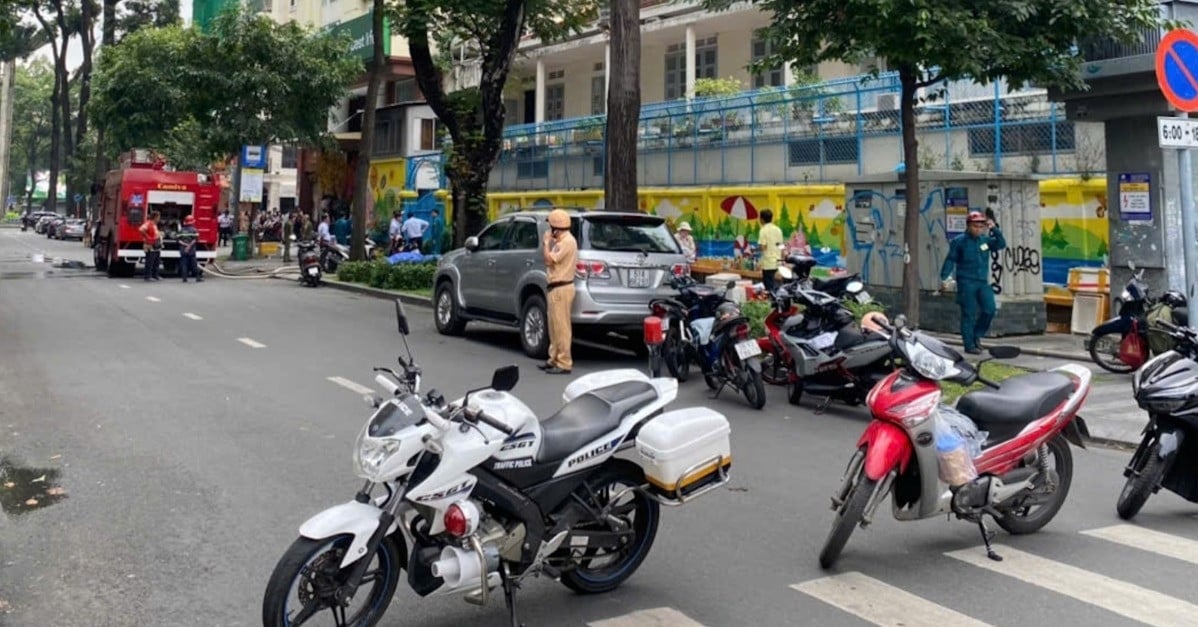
[927,330,1090,361]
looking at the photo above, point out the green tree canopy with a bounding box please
[712,0,1165,322]
[90,6,359,165]
[7,60,55,203]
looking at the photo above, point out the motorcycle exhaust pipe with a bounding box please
[429,539,499,599]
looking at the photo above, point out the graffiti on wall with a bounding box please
[844,188,950,288]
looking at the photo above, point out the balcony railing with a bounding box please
[1079,25,1163,62]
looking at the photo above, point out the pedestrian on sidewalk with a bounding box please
[940,211,1006,354]
[539,209,578,375]
[282,215,293,263]
[217,209,232,246]
[757,209,784,294]
[178,215,202,282]
[140,210,162,281]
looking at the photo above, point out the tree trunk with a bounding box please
[350,0,384,262]
[92,0,118,198]
[450,166,488,246]
[899,66,922,326]
[604,0,640,212]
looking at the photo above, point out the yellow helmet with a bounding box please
[547,209,571,229]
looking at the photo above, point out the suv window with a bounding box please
[506,220,540,250]
[584,217,681,254]
[476,221,510,251]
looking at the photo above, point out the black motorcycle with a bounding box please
[296,238,322,287]
[648,275,735,382]
[783,254,870,304]
[1117,319,1198,519]
[1087,263,1189,373]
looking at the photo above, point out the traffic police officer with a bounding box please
[940,211,1006,354]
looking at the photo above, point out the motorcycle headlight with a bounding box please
[1121,289,1132,302]
[906,340,960,380]
[353,435,401,481]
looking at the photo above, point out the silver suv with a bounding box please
[433,209,689,358]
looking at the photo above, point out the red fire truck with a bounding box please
[93,150,222,278]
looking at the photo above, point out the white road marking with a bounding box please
[182,313,203,321]
[946,544,1198,626]
[145,296,160,302]
[327,377,375,395]
[588,607,707,627]
[1082,524,1198,566]
[793,572,993,627]
[237,337,266,348]
[119,284,130,289]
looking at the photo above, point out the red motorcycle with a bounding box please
[757,286,799,385]
[818,315,1092,569]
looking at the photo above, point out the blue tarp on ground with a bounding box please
[386,251,440,264]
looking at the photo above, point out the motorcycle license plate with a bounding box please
[307,267,319,276]
[735,340,762,360]
[628,268,651,288]
[856,290,872,304]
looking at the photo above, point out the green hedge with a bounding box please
[741,297,885,337]
[336,260,436,291]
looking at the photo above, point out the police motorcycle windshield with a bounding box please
[367,393,428,437]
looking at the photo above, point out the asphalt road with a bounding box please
[2,229,1196,627]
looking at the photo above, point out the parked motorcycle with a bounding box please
[648,275,731,382]
[784,254,871,304]
[321,237,378,274]
[295,236,322,287]
[1115,319,1198,519]
[818,314,1092,569]
[761,281,893,409]
[263,299,734,627]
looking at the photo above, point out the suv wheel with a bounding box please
[434,282,467,336]
[520,294,550,359]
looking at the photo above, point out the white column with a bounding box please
[783,62,796,87]
[604,43,611,103]
[535,59,546,124]
[685,26,696,100]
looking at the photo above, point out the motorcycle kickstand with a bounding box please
[975,517,1003,562]
[814,395,833,415]
[501,564,525,627]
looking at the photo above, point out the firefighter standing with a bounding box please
[940,211,1006,354]
[539,209,577,375]
[140,210,162,281]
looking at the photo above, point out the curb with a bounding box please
[929,333,1090,362]
[280,274,435,308]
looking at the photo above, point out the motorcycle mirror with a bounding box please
[491,365,519,392]
[395,299,410,335]
[846,280,864,294]
[777,266,794,281]
[464,236,480,252]
[893,314,908,329]
[988,345,1021,359]
[726,280,736,290]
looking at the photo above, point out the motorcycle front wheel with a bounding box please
[262,534,403,627]
[818,470,876,570]
[1116,441,1164,520]
[1088,331,1137,374]
[663,329,690,382]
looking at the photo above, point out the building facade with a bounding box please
[463,0,1104,192]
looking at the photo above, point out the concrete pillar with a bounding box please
[783,62,796,87]
[604,43,611,102]
[535,59,546,124]
[685,26,696,100]
[1104,115,1177,295]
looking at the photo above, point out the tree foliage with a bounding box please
[91,5,359,165]
[393,0,600,244]
[713,0,1164,323]
[7,60,54,205]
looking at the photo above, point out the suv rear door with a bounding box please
[579,214,686,305]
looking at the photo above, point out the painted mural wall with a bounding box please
[484,177,1108,287]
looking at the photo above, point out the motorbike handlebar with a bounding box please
[466,407,517,436]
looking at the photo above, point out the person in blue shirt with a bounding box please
[427,208,445,255]
[333,213,350,246]
[940,211,1006,354]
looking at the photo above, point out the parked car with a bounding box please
[56,218,86,241]
[44,216,68,238]
[34,214,61,234]
[433,208,690,358]
[22,211,57,230]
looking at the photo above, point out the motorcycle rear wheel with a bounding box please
[1088,331,1136,374]
[560,464,660,595]
[1116,442,1163,520]
[995,435,1074,535]
[819,471,875,569]
[262,534,403,627]
[663,329,690,382]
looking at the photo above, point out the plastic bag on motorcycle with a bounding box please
[1118,320,1149,368]
[1146,302,1175,356]
[933,407,987,486]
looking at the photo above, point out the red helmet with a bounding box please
[966,211,987,223]
[183,215,195,225]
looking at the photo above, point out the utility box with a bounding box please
[843,171,1046,336]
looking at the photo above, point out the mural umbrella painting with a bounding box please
[721,195,758,220]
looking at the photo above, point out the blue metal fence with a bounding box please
[493,72,1101,189]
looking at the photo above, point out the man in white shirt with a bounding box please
[402,212,430,252]
[217,209,233,246]
[388,211,403,254]
[317,214,333,246]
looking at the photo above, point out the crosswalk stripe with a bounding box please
[1082,524,1198,566]
[182,313,203,321]
[237,337,266,348]
[588,607,707,627]
[145,296,160,302]
[119,284,130,289]
[327,376,374,395]
[793,572,993,627]
[946,544,1198,626]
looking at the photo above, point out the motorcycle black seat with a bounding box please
[536,381,658,464]
[956,372,1074,431]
